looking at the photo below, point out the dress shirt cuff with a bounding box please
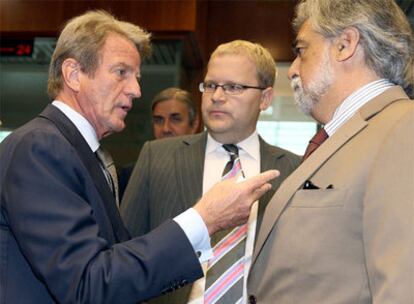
[174,208,213,263]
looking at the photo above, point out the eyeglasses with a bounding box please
[199,82,266,95]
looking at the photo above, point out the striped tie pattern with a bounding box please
[204,144,246,304]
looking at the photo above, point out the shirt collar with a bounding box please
[324,79,394,136]
[52,100,100,152]
[206,131,260,161]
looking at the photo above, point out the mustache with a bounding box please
[290,76,302,91]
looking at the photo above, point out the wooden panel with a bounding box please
[0,0,197,34]
[0,0,295,66]
[206,0,296,62]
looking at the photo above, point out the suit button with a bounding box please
[249,295,257,304]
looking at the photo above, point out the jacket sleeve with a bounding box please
[3,130,203,304]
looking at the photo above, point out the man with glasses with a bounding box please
[121,40,300,304]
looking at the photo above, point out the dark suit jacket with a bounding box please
[0,105,202,304]
[121,132,300,303]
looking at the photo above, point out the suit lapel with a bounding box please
[256,137,285,235]
[252,111,368,265]
[175,132,207,210]
[251,86,410,266]
[39,105,129,243]
[169,133,206,302]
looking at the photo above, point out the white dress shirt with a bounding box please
[52,101,100,152]
[325,79,394,136]
[188,131,261,304]
[51,101,211,262]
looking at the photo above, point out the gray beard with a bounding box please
[290,70,333,116]
[290,51,334,116]
[291,77,318,115]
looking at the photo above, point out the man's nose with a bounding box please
[126,77,141,99]
[162,120,173,133]
[287,58,299,80]
[211,86,226,103]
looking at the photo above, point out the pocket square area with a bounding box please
[290,188,346,208]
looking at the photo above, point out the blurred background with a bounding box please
[1,0,413,166]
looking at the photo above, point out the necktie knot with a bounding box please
[222,144,239,156]
[95,147,114,168]
[222,144,242,177]
[310,128,328,146]
[302,128,328,161]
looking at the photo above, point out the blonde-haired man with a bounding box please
[122,40,300,304]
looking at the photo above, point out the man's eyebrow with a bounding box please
[113,62,130,68]
[152,115,163,121]
[110,62,129,72]
[292,38,306,47]
[112,62,139,74]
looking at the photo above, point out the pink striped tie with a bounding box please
[204,144,246,304]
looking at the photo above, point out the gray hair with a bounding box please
[151,87,197,126]
[293,0,414,98]
[209,40,277,88]
[48,10,151,99]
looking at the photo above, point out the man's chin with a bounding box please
[206,122,232,134]
[297,103,313,116]
[111,121,126,134]
[293,94,316,116]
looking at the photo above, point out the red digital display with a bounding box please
[0,39,34,57]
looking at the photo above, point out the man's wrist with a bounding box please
[174,208,213,262]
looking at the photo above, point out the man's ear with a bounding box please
[334,26,360,62]
[259,87,274,111]
[61,58,82,92]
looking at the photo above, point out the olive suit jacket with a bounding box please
[121,131,301,304]
[247,86,414,304]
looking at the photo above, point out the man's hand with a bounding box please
[193,170,279,236]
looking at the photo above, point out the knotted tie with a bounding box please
[302,128,328,161]
[204,144,247,304]
[95,147,119,208]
